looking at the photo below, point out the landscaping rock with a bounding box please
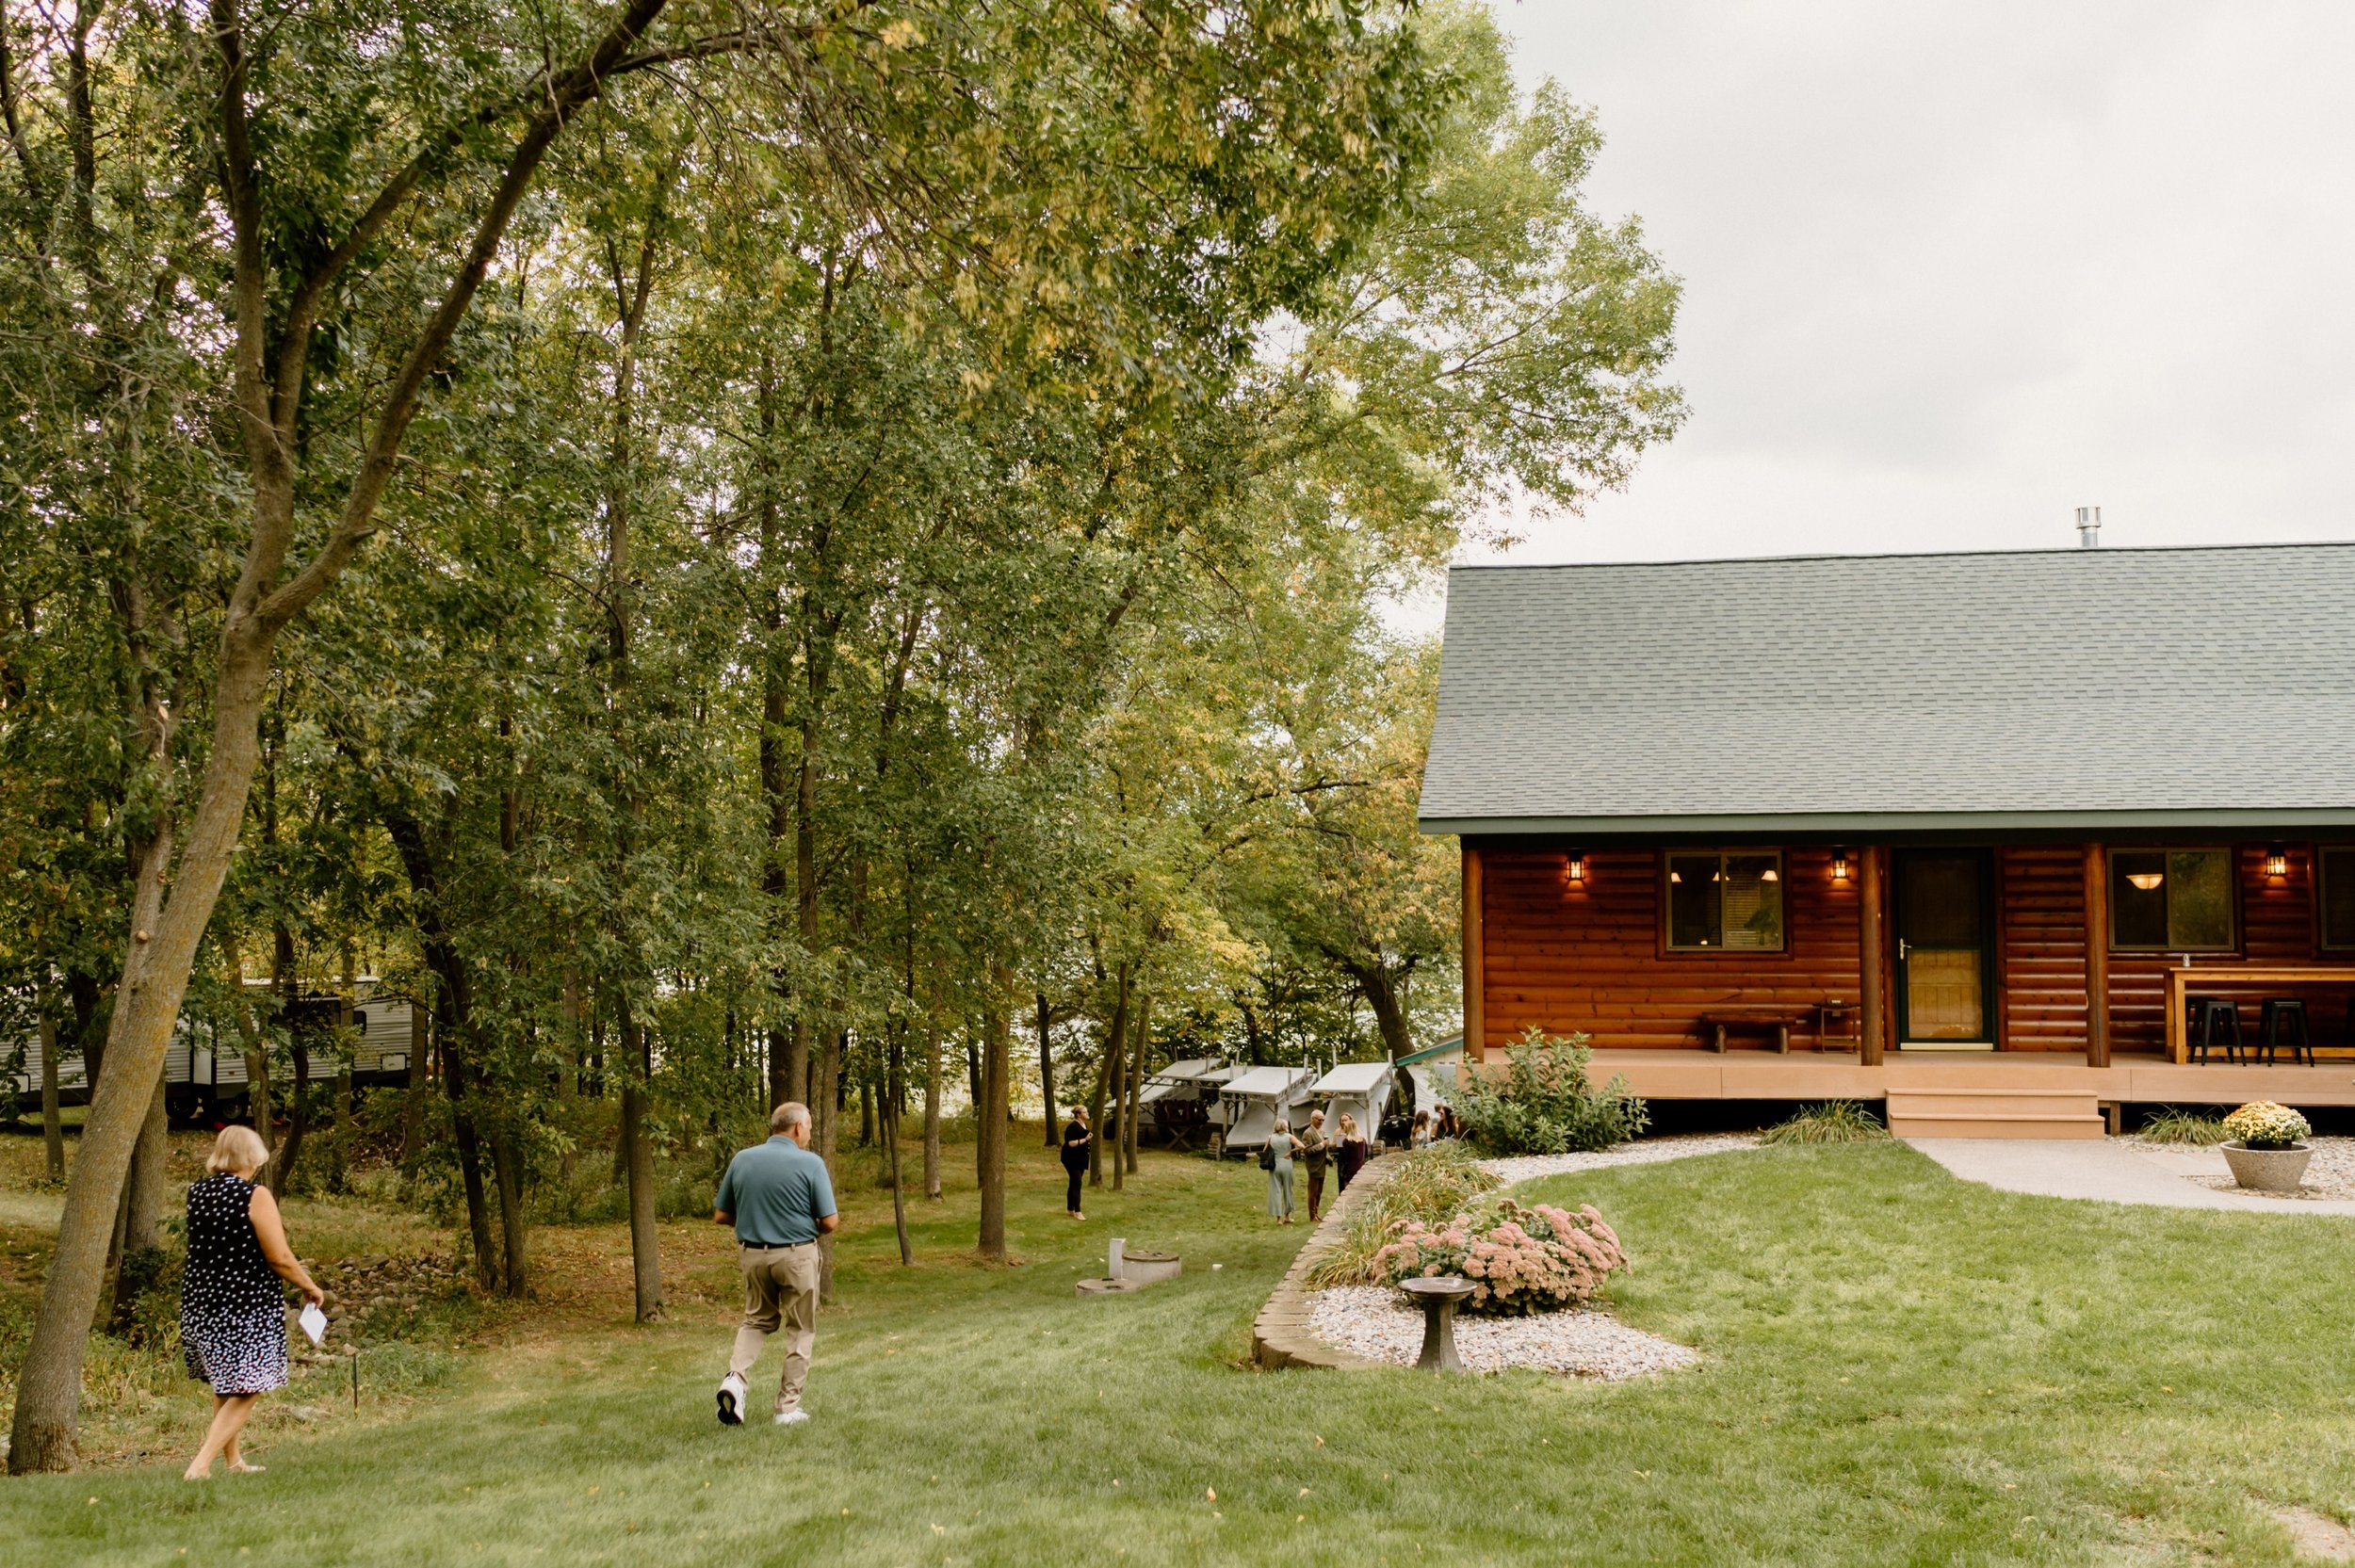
[1480,1133,1761,1188]
[1307,1285,1697,1380]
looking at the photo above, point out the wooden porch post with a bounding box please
[1859,845,1885,1066]
[1461,844,1486,1063]
[2082,843,2110,1067]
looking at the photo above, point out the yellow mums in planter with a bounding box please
[2221,1101,2311,1150]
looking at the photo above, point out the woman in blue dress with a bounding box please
[1265,1118,1301,1224]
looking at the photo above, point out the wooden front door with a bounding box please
[1894,849,1993,1043]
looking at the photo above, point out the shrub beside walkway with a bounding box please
[1250,1154,1397,1370]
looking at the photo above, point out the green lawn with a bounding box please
[11,1136,2355,1564]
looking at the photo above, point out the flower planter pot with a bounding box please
[2220,1140,2312,1192]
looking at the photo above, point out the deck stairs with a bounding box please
[1885,1086,2106,1140]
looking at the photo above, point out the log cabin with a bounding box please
[1419,542,2355,1137]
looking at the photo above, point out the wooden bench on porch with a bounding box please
[1695,1011,1805,1054]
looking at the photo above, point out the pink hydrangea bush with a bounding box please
[1369,1199,1629,1316]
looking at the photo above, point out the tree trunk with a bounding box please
[264,1041,310,1194]
[885,1029,911,1266]
[1088,965,1130,1188]
[923,1017,943,1201]
[1125,988,1149,1175]
[107,1073,171,1334]
[965,1033,982,1130]
[487,1128,528,1298]
[443,1040,498,1295]
[400,988,426,1167]
[262,923,303,1191]
[558,967,581,1186]
[1036,990,1058,1146]
[815,1027,841,1302]
[223,940,270,1149]
[1348,960,1416,1061]
[976,983,1012,1262]
[858,1075,875,1147]
[620,1010,663,1322]
[39,1015,63,1182]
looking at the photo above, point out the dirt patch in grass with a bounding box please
[2267,1502,2355,1561]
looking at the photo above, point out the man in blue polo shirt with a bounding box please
[713,1101,838,1427]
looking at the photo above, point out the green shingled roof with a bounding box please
[1418,542,2355,835]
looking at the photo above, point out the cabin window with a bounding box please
[2321,847,2355,950]
[2108,848,2235,951]
[1665,851,1784,951]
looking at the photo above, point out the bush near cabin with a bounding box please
[1453,1028,1648,1156]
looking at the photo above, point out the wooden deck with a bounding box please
[1583,1048,2355,1108]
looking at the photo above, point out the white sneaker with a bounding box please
[773,1408,809,1427]
[716,1373,747,1427]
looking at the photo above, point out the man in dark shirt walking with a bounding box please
[713,1102,839,1427]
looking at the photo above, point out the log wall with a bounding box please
[1475,840,2351,1058]
[1478,847,1860,1052]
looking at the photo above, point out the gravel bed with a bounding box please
[2177,1134,2355,1201]
[1307,1285,1698,1380]
[1479,1132,1762,1188]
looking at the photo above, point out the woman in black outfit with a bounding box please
[1060,1106,1093,1220]
[181,1124,324,1479]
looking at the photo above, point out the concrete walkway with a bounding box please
[1908,1138,2355,1215]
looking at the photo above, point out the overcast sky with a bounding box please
[1466,0,2355,567]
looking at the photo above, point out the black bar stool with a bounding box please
[2187,997,2244,1065]
[2258,998,2314,1066]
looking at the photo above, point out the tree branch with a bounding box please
[256,0,676,629]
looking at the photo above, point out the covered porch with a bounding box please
[1583,1045,2355,1137]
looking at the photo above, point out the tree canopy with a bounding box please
[0,0,1679,1471]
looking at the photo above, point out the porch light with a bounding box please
[1565,851,1586,883]
[2126,870,2164,892]
[1831,849,1851,881]
[2266,845,2288,879]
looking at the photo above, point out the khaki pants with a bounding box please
[729,1241,820,1414]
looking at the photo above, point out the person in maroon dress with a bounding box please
[1334,1112,1369,1191]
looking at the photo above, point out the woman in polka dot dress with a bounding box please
[180,1125,323,1479]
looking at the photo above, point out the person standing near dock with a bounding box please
[713,1103,838,1428]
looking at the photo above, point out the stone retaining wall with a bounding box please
[1250,1152,1399,1370]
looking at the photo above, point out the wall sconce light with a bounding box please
[1565,851,1586,883]
[2266,845,2288,879]
[1831,849,1851,882]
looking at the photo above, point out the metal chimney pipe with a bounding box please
[2075,506,2102,548]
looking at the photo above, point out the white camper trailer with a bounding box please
[1215,1065,1318,1156]
[8,981,421,1122]
[1139,1059,1236,1150]
[1308,1060,1395,1144]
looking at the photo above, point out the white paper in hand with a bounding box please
[299,1301,328,1346]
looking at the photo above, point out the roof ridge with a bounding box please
[1449,540,2355,574]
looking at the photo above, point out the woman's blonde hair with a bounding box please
[206,1124,268,1176]
[1338,1113,1357,1137]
